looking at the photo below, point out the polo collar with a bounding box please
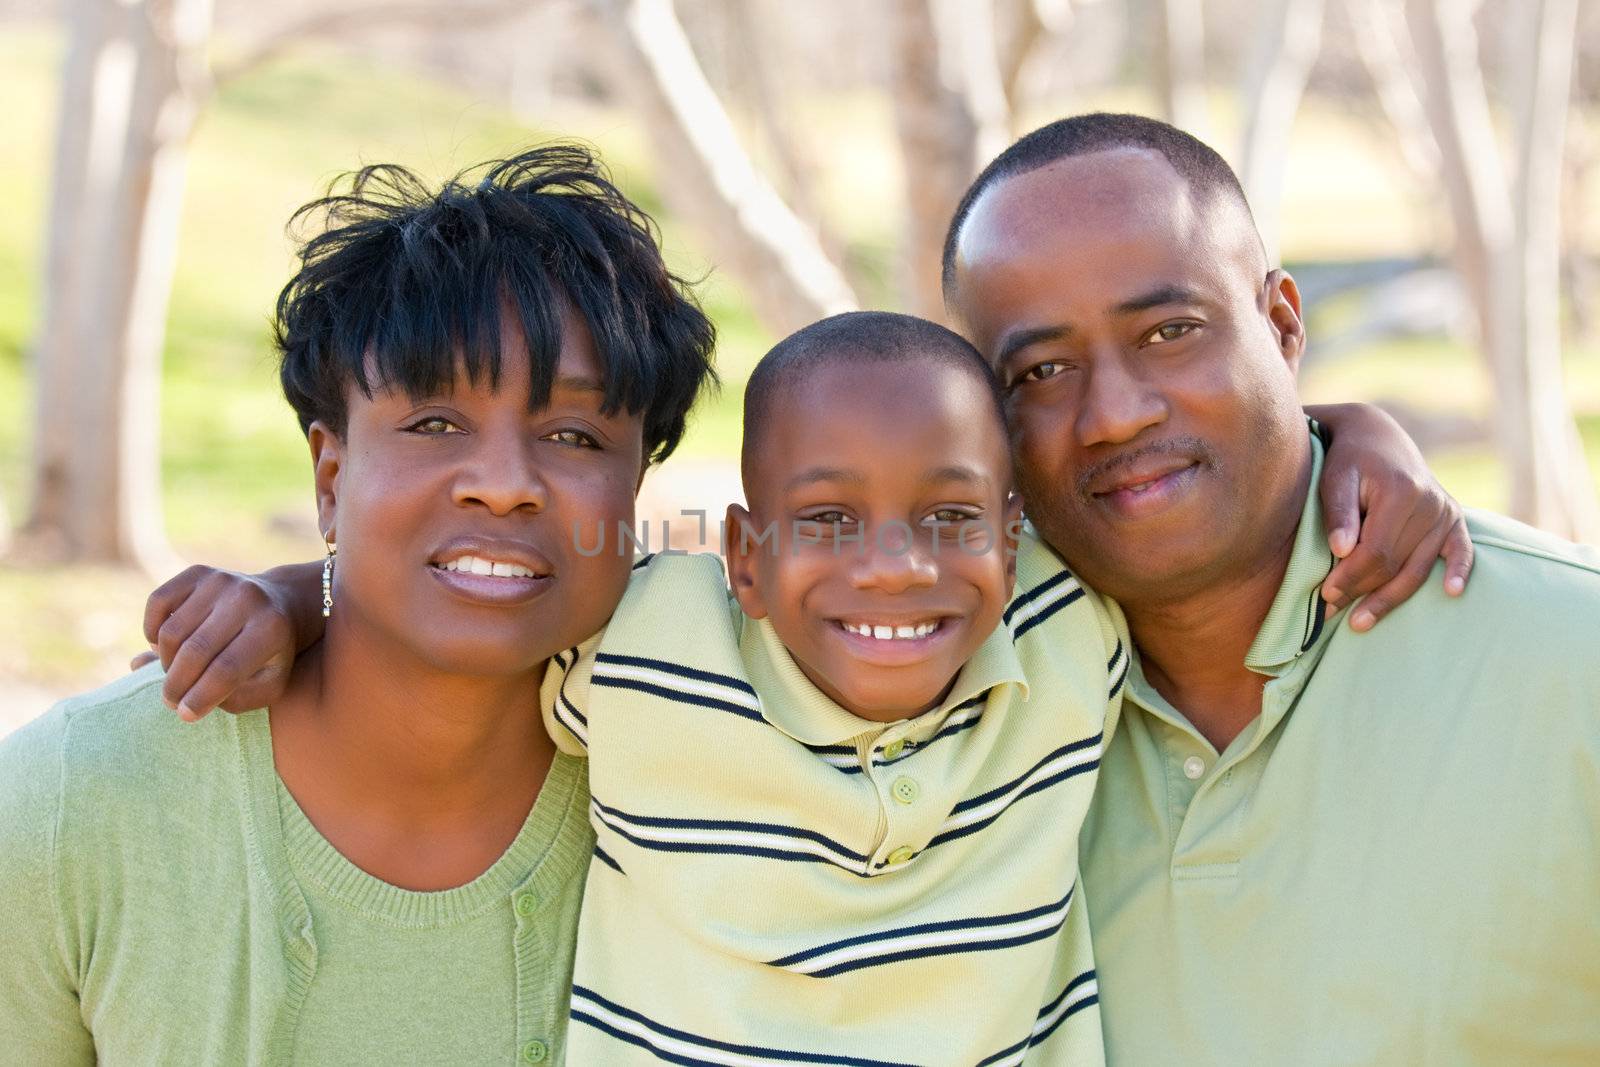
[741,613,1030,747]
[1244,426,1338,677]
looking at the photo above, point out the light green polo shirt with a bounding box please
[0,665,592,1066]
[1080,436,1600,1065]
[543,538,1124,1065]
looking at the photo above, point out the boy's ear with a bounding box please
[724,502,769,620]
[1001,493,1026,594]
[308,421,344,545]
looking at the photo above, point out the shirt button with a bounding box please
[882,739,906,760]
[521,1039,549,1063]
[886,845,915,865]
[514,892,538,916]
[1183,755,1206,780]
[891,776,919,805]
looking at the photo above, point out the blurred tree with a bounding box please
[1237,0,1325,261]
[1151,0,1210,134]
[1403,0,1599,540]
[20,0,213,569]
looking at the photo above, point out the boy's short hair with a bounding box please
[275,144,717,464]
[740,311,1007,479]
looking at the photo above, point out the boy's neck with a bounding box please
[268,618,555,891]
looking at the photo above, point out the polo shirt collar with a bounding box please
[1243,426,1338,677]
[741,613,1030,747]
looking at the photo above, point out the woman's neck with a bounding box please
[268,617,556,890]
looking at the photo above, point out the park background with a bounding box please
[2,0,1597,736]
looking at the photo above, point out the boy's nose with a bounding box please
[847,525,938,594]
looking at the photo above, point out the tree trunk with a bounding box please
[1405,0,1598,541]
[21,0,212,567]
[1152,0,1208,135]
[890,0,1011,321]
[1236,0,1325,262]
[590,0,857,337]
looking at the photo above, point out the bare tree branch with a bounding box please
[1237,0,1326,261]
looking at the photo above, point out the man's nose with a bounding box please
[847,524,939,594]
[1075,348,1167,448]
[452,425,549,515]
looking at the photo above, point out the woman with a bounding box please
[0,146,715,1064]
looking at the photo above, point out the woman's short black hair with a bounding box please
[275,144,717,464]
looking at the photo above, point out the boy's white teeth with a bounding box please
[439,555,535,578]
[843,620,940,640]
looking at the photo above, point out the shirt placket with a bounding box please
[859,725,924,874]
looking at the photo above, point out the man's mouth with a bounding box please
[1087,459,1202,519]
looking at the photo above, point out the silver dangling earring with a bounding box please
[322,541,337,618]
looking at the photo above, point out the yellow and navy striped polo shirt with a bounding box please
[542,531,1127,1065]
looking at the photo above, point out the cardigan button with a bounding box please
[514,892,538,917]
[521,1038,549,1062]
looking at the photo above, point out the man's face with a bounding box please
[312,304,642,678]
[948,147,1310,606]
[727,359,1019,722]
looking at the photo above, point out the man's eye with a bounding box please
[405,416,464,434]
[544,429,600,448]
[1147,322,1196,344]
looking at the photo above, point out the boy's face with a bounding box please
[310,304,643,679]
[728,358,1020,722]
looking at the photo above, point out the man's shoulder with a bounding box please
[1465,509,1600,586]
[1452,509,1600,628]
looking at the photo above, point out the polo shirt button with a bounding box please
[882,739,906,760]
[892,776,919,805]
[1183,755,1206,780]
[514,892,538,916]
[886,845,915,865]
[521,1038,549,1063]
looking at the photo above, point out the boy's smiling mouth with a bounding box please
[836,618,944,641]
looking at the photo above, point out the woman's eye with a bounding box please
[544,429,600,448]
[1022,362,1061,383]
[1147,322,1196,344]
[406,416,464,434]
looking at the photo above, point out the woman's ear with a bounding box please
[724,502,769,620]
[307,421,344,544]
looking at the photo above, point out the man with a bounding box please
[943,112,1600,1065]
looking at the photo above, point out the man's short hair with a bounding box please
[276,144,717,464]
[941,112,1258,298]
[741,310,1006,478]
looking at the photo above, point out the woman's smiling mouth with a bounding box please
[428,543,555,605]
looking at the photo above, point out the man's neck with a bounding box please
[270,620,555,890]
[1122,457,1313,754]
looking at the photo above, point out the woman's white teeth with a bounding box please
[844,621,939,640]
[439,555,535,578]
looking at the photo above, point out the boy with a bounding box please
[547,310,1123,1064]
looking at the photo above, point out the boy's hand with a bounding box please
[140,562,324,721]
[1309,402,1473,632]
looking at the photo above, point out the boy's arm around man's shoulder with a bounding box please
[0,708,96,1064]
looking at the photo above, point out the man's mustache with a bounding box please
[1075,436,1219,499]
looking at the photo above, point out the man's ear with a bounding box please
[307,421,344,545]
[724,502,770,620]
[1264,269,1306,374]
[1000,492,1026,596]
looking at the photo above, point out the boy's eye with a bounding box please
[1145,321,1197,345]
[805,510,855,526]
[925,508,979,525]
[405,416,465,434]
[543,429,600,449]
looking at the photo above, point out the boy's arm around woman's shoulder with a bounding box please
[0,708,96,1064]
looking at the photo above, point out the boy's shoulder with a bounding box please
[612,551,740,633]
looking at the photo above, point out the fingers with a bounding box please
[1321,476,1429,611]
[160,607,248,720]
[129,649,159,672]
[1319,465,1361,560]
[1439,513,1474,596]
[1345,511,1456,631]
[176,620,292,720]
[142,565,210,648]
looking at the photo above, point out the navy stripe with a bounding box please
[571,987,917,1066]
[591,797,869,863]
[768,888,1073,968]
[1002,569,1076,627]
[810,693,989,775]
[949,734,1102,816]
[806,922,1068,979]
[1011,586,1085,641]
[594,651,759,699]
[1106,640,1123,674]
[926,761,1099,852]
[592,844,625,875]
[632,552,657,570]
[1108,653,1129,700]
[974,971,1098,1065]
[592,676,763,721]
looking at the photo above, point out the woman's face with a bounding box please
[311,305,643,679]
